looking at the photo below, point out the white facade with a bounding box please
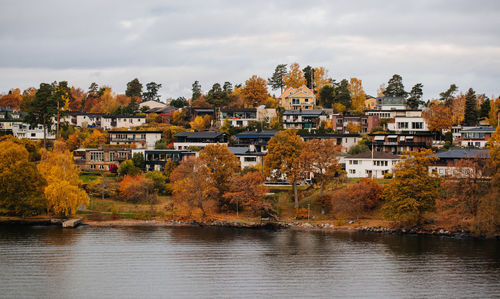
[174,142,228,150]
[108,131,161,149]
[387,116,428,133]
[60,113,146,130]
[219,106,277,128]
[11,123,56,140]
[344,153,400,178]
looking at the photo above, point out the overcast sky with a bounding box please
[0,0,499,101]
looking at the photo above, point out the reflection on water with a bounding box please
[0,225,499,298]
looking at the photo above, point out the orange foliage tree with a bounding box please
[223,171,271,217]
[241,75,268,107]
[119,174,157,214]
[302,139,342,195]
[81,129,107,148]
[422,102,452,132]
[348,78,366,113]
[283,63,307,88]
[0,89,22,110]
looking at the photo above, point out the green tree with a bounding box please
[439,84,458,106]
[384,74,407,97]
[382,149,441,225]
[142,82,162,102]
[118,160,141,176]
[347,144,370,155]
[132,152,146,170]
[319,85,335,108]
[24,83,56,148]
[303,65,315,90]
[223,82,233,93]
[334,79,351,108]
[145,171,168,195]
[267,64,287,93]
[170,97,188,108]
[407,83,423,109]
[480,98,490,118]
[464,88,478,126]
[125,78,143,99]
[206,83,230,108]
[192,80,202,100]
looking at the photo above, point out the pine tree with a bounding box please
[480,98,490,118]
[192,81,202,100]
[142,82,162,102]
[384,74,407,97]
[125,78,143,99]
[407,83,424,109]
[439,84,458,106]
[464,88,478,126]
[267,64,287,93]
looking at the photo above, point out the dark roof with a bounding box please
[191,108,214,113]
[300,133,360,138]
[109,130,162,134]
[147,106,177,114]
[346,152,401,159]
[369,132,433,136]
[144,149,194,154]
[221,108,256,112]
[174,131,224,138]
[228,146,265,156]
[435,148,490,159]
[460,127,496,133]
[377,96,406,105]
[283,110,325,116]
[235,130,279,138]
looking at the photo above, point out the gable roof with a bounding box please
[278,85,315,99]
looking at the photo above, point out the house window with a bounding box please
[31,133,36,137]
[236,121,243,126]
[292,98,300,105]
[349,169,356,174]
[244,157,257,162]
[412,122,423,129]
[349,160,358,165]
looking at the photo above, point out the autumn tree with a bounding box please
[163,158,177,182]
[0,88,22,110]
[264,130,305,210]
[283,63,307,88]
[422,102,452,132]
[382,149,441,225]
[241,75,268,107]
[384,74,407,97]
[190,115,209,131]
[170,158,218,219]
[0,140,46,215]
[223,172,272,217]
[20,87,37,112]
[24,83,56,148]
[313,67,330,93]
[488,97,500,126]
[198,144,240,210]
[119,174,158,214]
[439,84,458,106]
[345,123,361,134]
[377,84,386,97]
[407,83,424,109]
[125,78,143,99]
[118,160,141,176]
[348,78,366,113]
[268,64,287,93]
[451,94,466,125]
[333,178,383,220]
[38,141,89,216]
[81,129,107,148]
[88,175,118,200]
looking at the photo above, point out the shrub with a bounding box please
[383,173,393,179]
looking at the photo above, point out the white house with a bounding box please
[220,105,277,128]
[173,131,227,150]
[108,130,162,149]
[344,152,400,178]
[11,123,56,140]
[60,112,146,130]
[387,116,428,133]
[228,146,265,169]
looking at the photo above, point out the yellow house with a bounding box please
[278,85,316,110]
[365,95,377,110]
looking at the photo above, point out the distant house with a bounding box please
[139,100,167,110]
[228,146,266,169]
[459,127,496,148]
[173,131,227,150]
[365,95,377,110]
[60,112,146,130]
[219,105,277,128]
[331,115,379,134]
[190,107,214,119]
[108,130,162,149]
[367,133,433,154]
[283,110,327,131]
[376,96,407,110]
[300,133,361,153]
[366,109,422,120]
[137,149,195,172]
[344,152,401,178]
[234,130,279,152]
[278,85,316,110]
[429,148,489,177]
[11,123,56,140]
[73,148,133,171]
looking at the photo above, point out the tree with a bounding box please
[334,178,383,220]
[268,64,287,93]
[145,170,168,194]
[384,74,406,97]
[119,174,157,214]
[451,94,466,125]
[38,141,89,216]
[241,75,268,107]
[20,87,37,112]
[382,149,441,225]
[223,82,233,93]
[163,158,177,182]
[377,84,386,97]
[488,97,500,126]
[439,84,458,106]
[198,144,240,210]
[142,82,162,102]
[422,102,452,132]
[283,62,307,88]
[334,79,351,108]
[319,85,335,108]
[347,144,370,155]
[264,130,305,210]
[223,172,271,217]
[0,140,46,215]
[125,78,143,99]
[24,83,56,148]
[132,152,146,171]
[81,129,107,148]
[170,97,188,108]
[190,115,209,131]
[303,65,314,90]
[480,98,490,118]
[313,67,330,93]
[170,158,218,219]
[348,78,366,113]
[118,160,141,176]
[464,88,478,126]
[206,83,230,108]
[407,83,424,109]
[0,89,22,110]
[345,123,360,134]
[192,81,202,101]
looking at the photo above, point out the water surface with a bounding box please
[0,225,498,298]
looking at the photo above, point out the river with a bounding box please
[0,225,498,298]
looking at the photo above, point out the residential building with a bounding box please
[278,85,316,110]
[139,100,167,110]
[140,149,195,171]
[228,146,266,169]
[0,107,23,134]
[190,107,214,119]
[376,96,407,110]
[73,148,133,171]
[11,123,56,140]
[459,127,496,148]
[331,115,379,134]
[220,106,277,128]
[173,131,227,150]
[300,133,361,153]
[108,130,162,149]
[387,115,428,133]
[60,112,146,130]
[429,148,489,177]
[234,130,279,152]
[366,109,422,119]
[367,133,433,154]
[365,95,377,110]
[344,152,401,178]
[283,110,327,130]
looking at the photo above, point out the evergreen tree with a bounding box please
[407,83,424,109]
[125,78,143,99]
[132,152,146,171]
[142,82,162,102]
[334,79,352,108]
[302,65,314,90]
[319,85,335,108]
[192,81,202,100]
[384,74,407,97]
[439,84,458,106]
[480,98,491,118]
[464,88,478,126]
[206,83,230,108]
[24,83,56,148]
[267,64,287,93]
[170,97,188,108]
[223,82,233,93]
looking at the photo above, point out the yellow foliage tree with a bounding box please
[377,84,386,97]
[422,102,453,132]
[488,97,500,126]
[190,116,207,131]
[346,122,361,134]
[451,94,465,125]
[348,78,366,113]
[82,129,107,148]
[283,63,307,88]
[38,141,89,216]
[241,75,268,107]
[313,67,330,92]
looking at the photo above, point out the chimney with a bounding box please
[249,144,256,152]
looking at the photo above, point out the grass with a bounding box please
[79,173,101,183]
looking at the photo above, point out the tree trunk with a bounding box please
[43,124,47,149]
[293,180,298,211]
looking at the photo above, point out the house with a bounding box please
[228,146,266,169]
[367,133,433,154]
[386,115,428,133]
[0,107,23,135]
[73,148,133,171]
[138,149,195,171]
[173,131,227,150]
[234,130,279,152]
[429,148,489,177]
[366,109,422,120]
[300,133,361,153]
[60,112,146,130]
[331,115,379,134]
[139,100,167,110]
[190,107,214,119]
[376,96,407,110]
[219,105,277,127]
[459,127,496,148]
[108,130,162,149]
[11,123,56,140]
[278,85,316,110]
[282,110,327,131]
[344,152,401,178]
[365,95,377,110]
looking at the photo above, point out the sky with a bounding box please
[0,0,499,101]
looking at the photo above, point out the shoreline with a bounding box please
[1,217,493,239]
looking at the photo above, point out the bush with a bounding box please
[296,208,309,220]
[118,160,141,176]
[383,173,393,179]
